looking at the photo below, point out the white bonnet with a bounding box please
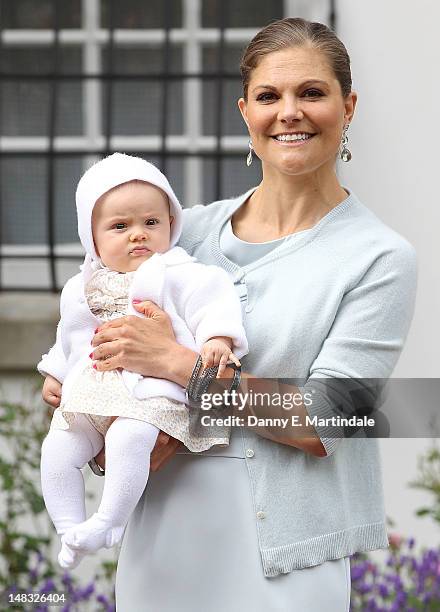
[76,152,183,261]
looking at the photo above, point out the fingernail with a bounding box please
[132,299,141,304]
[89,352,93,359]
[92,364,97,370]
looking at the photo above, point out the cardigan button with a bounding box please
[245,304,253,313]
[245,449,254,458]
[256,511,266,520]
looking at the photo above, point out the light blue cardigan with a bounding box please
[178,189,417,576]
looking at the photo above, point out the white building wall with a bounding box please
[338,0,439,546]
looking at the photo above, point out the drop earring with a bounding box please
[340,124,352,162]
[246,140,253,167]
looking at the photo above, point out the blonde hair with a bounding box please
[240,17,352,100]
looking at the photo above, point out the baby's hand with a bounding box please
[200,337,241,378]
[42,375,62,408]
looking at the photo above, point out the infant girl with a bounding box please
[38,153,247,569]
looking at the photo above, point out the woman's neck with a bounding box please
[232,167,348,242]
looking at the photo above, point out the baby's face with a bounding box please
[92,181,173,272]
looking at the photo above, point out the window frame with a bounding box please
[0,0,334,291]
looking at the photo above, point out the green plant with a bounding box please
[0,377,53,592]
[410,441,440,526]
[0,376,116,610]
[351,537,440,611]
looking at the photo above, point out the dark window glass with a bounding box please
[162,156,184,203]
[0,48,82,136]
[102,46,183,135]
[1,80,83,136]
[1,157,48,245]
[203,156,261,204]
[0,0,81,29]
[54,157,83,243]
[0,156,83,246]
[103,80,182,136]
[101,0,182,29]
[102,45,182,75]
[202,0,283,28]
[0,46,81,74]
[202,46,247,136]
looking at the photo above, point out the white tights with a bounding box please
[40,414,158,569]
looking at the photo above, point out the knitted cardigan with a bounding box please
[177,188,417,575]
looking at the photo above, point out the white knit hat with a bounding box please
[76,152,183,261]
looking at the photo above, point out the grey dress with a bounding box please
[115,223,351,612]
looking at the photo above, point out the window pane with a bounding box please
[1,157,48,245]
[0,48,83,136]
[55,81,83,136]
[203,157,262,204]
[1,81,83,137]
[0,46,81,74]
[202,46,247,136]
[0,0,81,29]
[102,46,183,136]
[202,0,283,28]
[102,45,182,74]
[101,0,182,28]
[103,81,182,136]
[162,157,184,203]
[54,157,83,244]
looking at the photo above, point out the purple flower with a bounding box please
[61,572,73,586]
[423,592,432,604]
[79,583,95,599]
[388,573,404,590]
[39,578,56,593]
[407,537,415,549]
[386,556,394,567]
[351,564,368,581]
[378,583,389,598]
[365,598,378,611]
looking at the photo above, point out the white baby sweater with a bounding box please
[38,246,248,405]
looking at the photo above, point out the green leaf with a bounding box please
[415,508,431,517]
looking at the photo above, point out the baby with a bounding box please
[38,153,248,569]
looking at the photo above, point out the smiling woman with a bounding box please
[87,18,417,612]
[238,44,356,179]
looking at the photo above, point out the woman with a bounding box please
[90,18,416,611]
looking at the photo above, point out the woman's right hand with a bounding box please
[94,431,182,472]
[42,375,62,408]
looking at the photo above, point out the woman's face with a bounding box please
[238,45,357,177]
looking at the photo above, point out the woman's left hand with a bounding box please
[91,300,177,377]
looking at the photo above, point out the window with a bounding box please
[0,0,332,290]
